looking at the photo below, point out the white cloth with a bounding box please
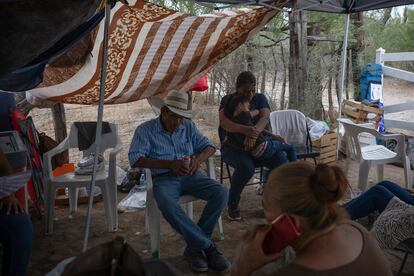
[270,110,308,145]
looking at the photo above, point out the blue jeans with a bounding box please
[221,145,288,207]
[258,138,297,162]
[343,180,414,220]
[0,211,33,276]
[153,171,228,251]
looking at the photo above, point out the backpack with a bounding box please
[359,63,382,101]
[359,63,385,133]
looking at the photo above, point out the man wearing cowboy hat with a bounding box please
[129,91,230,273]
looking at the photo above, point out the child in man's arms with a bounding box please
[223,93,297,162]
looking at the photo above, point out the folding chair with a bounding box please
[216,150,267,186]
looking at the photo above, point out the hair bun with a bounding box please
[309,164,348,204]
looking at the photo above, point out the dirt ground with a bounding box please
[25,76,414,275]
[28,160,413,275]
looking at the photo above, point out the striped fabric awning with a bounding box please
[26,0,286,106]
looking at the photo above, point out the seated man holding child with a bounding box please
[223,93,297,162]
[128,91,230,273]
[219,71,290,220]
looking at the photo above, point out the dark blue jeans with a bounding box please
[0,211,33,276]
[343,180,414,220]
[221,145,288,207]
[258,138,297,162]
[153,171,228,251]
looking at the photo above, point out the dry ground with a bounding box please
[26,77,414,275]
[27,160,413,276]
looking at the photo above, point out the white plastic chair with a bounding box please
[43,123,122,234]
[338,118,411,191]
[144,157,224,258]
[269,109,320,162]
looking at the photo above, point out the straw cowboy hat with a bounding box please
[164,90,192,119]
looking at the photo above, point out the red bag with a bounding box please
[191,75,208,91]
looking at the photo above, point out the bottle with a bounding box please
[182,155,192,169]
[137,171,146,190]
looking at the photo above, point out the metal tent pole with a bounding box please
[82,1,111,253]
[336,13,350,158]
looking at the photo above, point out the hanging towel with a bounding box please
[74,122,111,151]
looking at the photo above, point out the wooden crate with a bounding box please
[313,131,337,164]
[341,99,383,127]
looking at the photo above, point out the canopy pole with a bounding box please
[336,13,350,158]
[82,0,111,253]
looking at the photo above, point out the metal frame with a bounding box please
[82,1,111,252]
[335,13,350,158]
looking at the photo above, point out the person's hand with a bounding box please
[244,137,257,151]
[250,109,260,117]
[0,194,24,214]
[244,126,261,139]
[231,224,282,276]
[189,158,202,175]
[271,134,285,142]
[169,160,190,176]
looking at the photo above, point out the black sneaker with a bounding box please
[227,204,241,221]
[183,247,208,273]
[204,244,230,273]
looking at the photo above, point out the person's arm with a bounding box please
[219,109,259,138]
[135,157,189,176]
[189,121,217,174]
[262,129,285,142]
[243,108,270,150]
[254,107,270,133]
[190,146,215,175]
[244,95,271,150]
[231,224,282,276]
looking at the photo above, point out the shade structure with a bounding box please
[0,0,100,76]
[195,0,414,13]
[26,0,287,106]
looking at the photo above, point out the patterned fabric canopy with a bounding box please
[27,0,285,106]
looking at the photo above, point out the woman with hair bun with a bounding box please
[231,162,392,276]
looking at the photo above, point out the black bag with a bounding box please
[61,237,178,276]
[62,237,146,276]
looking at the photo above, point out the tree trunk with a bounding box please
[288,3,307,111]
[351,12,364,100]
[335,48,341,105]
[327,76,336,123]
[382,8,392,25]
[271,48,278,92]
[210,73,216,104]
[246,42,255,72]
[280,44,287,110]
[403,7,409,24]
[261,60,266,93]
[51,103,69,163]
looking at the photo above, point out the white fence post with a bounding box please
[375,48,385,65]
